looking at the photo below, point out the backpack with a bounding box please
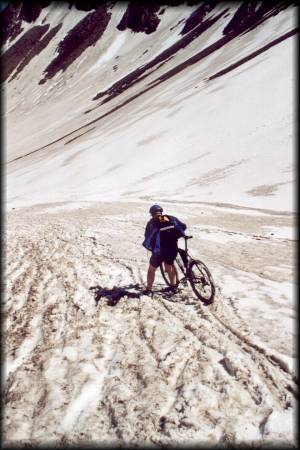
[157,215,182,248]
[143,214,186,254]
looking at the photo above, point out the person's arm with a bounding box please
[144,220,152,238]
[171,215,186,232]
[177,217,187,231]
[143,220,153,250]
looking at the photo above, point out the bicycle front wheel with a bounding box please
[188,260,215,304]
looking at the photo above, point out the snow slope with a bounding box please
[3,1,297,212]
[4,201,297,447]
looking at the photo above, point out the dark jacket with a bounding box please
[143,214,186,255]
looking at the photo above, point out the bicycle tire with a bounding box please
[160,261,180,288]
[188,260,215,304]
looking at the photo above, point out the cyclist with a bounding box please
[142,204,187,295]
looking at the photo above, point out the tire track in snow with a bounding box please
[160,291,297,411]
[60,308,121,433]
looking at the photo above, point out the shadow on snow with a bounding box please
[89,283,182,306]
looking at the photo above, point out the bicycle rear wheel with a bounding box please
[188,260,215,304]
[160,260,180,288]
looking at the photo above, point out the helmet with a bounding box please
[149,204,163,215]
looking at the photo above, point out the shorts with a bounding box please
[149,247,178,268]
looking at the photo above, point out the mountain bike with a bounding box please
[160,236,215,304]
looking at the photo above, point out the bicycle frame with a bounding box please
[160,235,215,303]
[160,234,215,303]
[176,236,193,282]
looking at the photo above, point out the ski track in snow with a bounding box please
[3,202,297,447]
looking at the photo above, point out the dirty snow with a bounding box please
[4,201,297,447]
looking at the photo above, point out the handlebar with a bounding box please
[184,235,193,240]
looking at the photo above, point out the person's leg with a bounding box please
[164,262,177,286]
[146,264,157,290]
[146,254,161,291]
[163,246,178,287]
